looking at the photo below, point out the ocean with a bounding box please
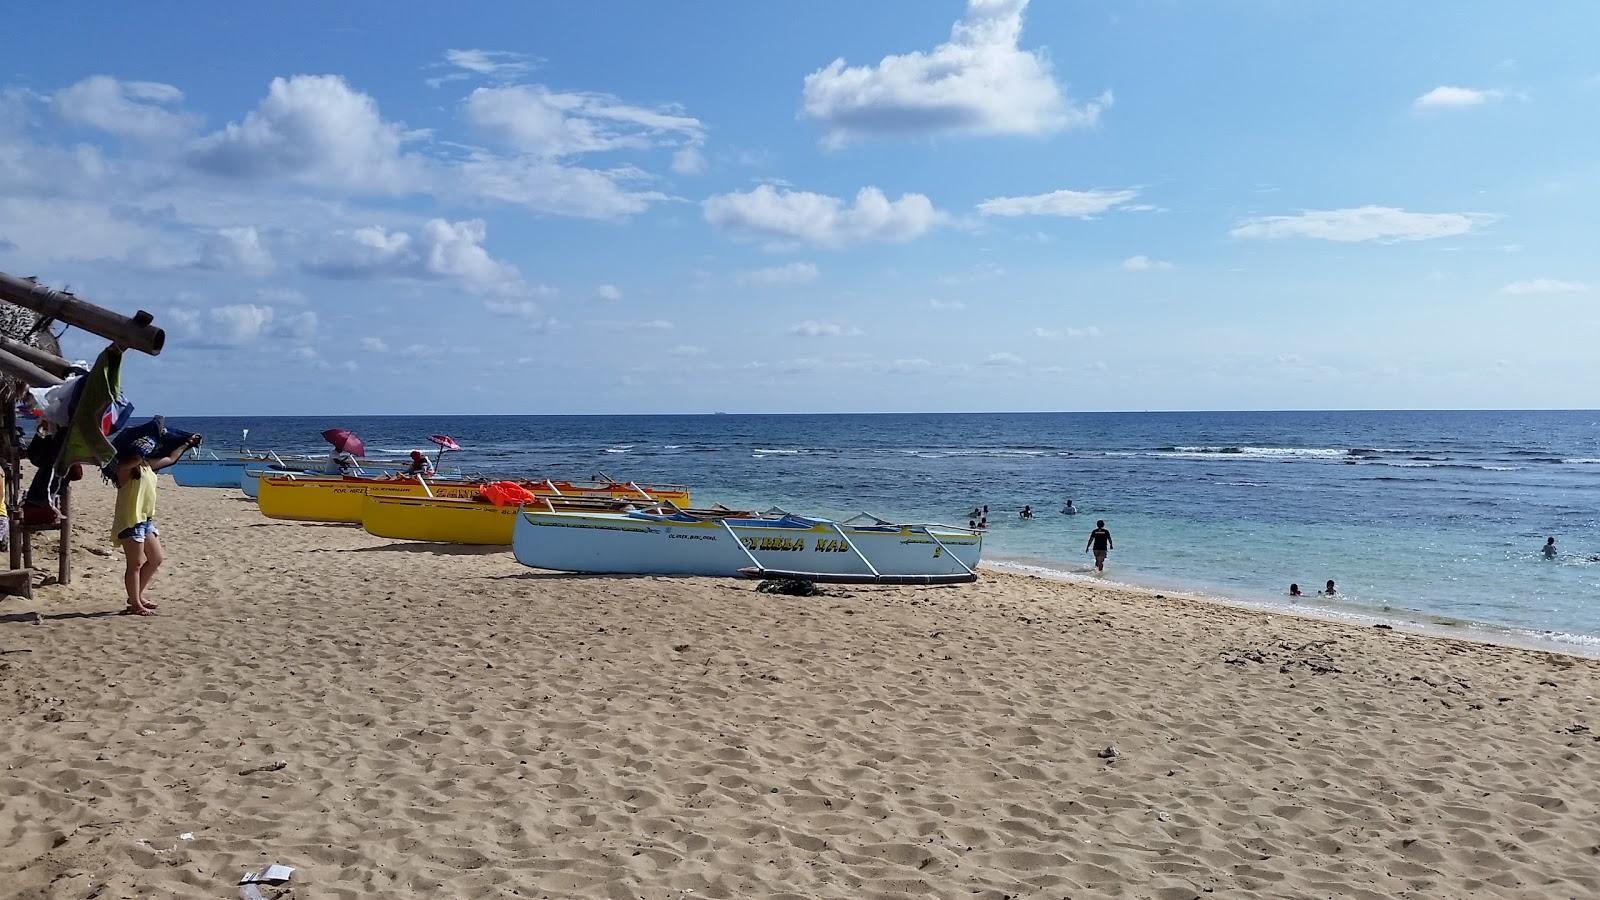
[176,411,1600,653]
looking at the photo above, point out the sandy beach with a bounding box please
[2,478,1597,899]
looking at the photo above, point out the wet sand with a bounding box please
[2,478,1597,898]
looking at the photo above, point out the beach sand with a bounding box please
[2,478,1597,899]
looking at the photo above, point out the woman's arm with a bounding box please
[150,435,203,472]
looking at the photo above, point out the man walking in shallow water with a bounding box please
[1086,520,1113,572]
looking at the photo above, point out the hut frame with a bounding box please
[0,270,165,598]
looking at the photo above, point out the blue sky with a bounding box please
[2,1,1595,414]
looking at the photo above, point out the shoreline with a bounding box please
[982,556,1600,662]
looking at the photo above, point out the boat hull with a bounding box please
[168,456,322,488]
[363,495,521,545]
[511,511,982,579]
[260,477,692,524]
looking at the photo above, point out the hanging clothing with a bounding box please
[58,346,130,472]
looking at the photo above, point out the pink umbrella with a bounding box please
[429,434,461,468]
[321,428,365,458]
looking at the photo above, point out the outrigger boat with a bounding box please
[258,474,691,524]
[511,505,982,584]
[240,461,456,498]
[168,451,328,488]
[363,493,728,545]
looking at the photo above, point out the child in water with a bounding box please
[1289,583,1303,598]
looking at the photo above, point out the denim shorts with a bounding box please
[117,519,158,542]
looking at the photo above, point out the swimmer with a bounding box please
[1061,499,1077,515]
[1085,520,1113,572]
[1020,505,1033,519]
[1542,537,1557,559]
[1289,583,1302,598]
[1321,579,1336,596]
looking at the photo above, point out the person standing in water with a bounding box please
[1085,520,1113,572]
[1062,499,1077,515]
[1542,537,1558,559]
[1322,580,1337,595]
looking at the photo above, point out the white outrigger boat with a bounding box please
[511,504,983,584]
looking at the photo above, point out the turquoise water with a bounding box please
[177,411,1600,652]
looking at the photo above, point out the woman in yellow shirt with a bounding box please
[111,433,201,615]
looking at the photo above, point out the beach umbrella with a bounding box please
[428,433,461,468]
[321,428,365,458]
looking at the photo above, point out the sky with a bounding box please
[1,1,1596,415]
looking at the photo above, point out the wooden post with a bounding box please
[0,347,64,388]
[57,481,71,584]
[0,338,76,379]
[0,270,165,356]
[2,405,19,574]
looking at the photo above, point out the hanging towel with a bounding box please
[57,346,129,472]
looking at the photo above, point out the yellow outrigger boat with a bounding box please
[257,475,690,524]
[362,493,678,545]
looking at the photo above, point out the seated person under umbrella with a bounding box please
[401,450,433,477]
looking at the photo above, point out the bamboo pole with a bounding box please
[0,338,75,379]
[0,347,64,388]
[0,270,164,355]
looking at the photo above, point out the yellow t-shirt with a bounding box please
[111,464,157,543]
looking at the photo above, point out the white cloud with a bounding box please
[886,357,935,373]
[199,226,274,273]
[671,145,707,175]
[588,318,674,331]
[360,337,389,352]
[1121,254,1172,271]
[274,310,318,341]
[436,49,538,85]
[455,154,665,219]
[1229,206,1496,242]
[169,303,313,348]
[801,0,1108,145]
[704,184,943,247]
[594,283,622,301]
[1413,86,1505,110]
[1032,326,1100,339]
[789,319,863,338]
[668,344,708,357]
[52,76,199,141]
[464,85,703,158]
[255,287,306,305]
[188,75,425,193]
[927,298,965,310]
[737,261,819,287]
[981,351,1025,367]
[1499,278,1588,295]
[303,218,525,293]
[484,299,543,318]
[977,187,1137,218]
